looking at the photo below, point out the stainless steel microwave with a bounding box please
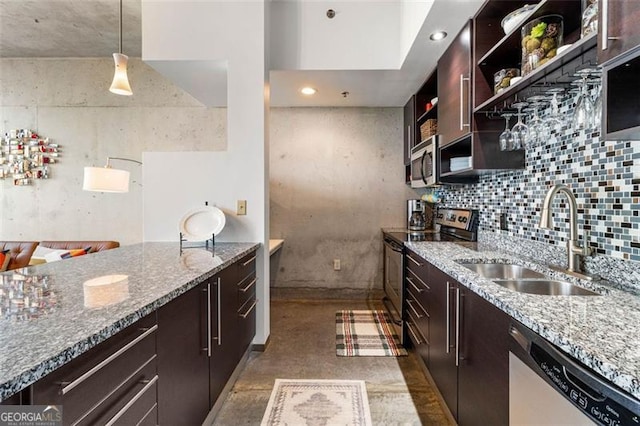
[410,135,438,188]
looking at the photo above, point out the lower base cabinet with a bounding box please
[407,261,510,425]
[31,314,158,426]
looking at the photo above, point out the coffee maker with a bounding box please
[407,200,428,231]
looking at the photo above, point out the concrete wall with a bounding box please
[269,107,419,294]
[0,58,225,245]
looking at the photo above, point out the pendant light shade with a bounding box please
[109,53,132,96]
[109,0,132,96]
[83,166,131,193]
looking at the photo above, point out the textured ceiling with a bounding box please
[0,0,142,58]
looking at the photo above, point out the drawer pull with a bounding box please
[104,375,158,426]
[239,277,257,293]
[406,322,424,345]
[71,355,156,426]
[407,254,422,267]
[242,255,256,266]
[408,268,430,290]
[406,277,423,293]
[239,299,258,319]
[61,325,158,395]
[407,299,428,319]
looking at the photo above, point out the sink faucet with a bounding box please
[539,184,591,274]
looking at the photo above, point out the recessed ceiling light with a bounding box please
[300,87,317,95]
[430,31,447,41]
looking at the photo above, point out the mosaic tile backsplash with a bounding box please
[437,92,640,271]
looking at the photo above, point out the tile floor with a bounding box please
[213,299,451,425]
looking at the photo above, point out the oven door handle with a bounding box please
[382,297,402,326]
[384,240,403,253]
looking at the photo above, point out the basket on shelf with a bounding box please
[420,119,438,142]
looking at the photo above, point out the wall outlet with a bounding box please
[237,200,247,215]
[500,213,508,231]
[333,259,341,271]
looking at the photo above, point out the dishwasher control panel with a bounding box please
[530,342,640,426]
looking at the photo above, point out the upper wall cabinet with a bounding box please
[438,22,472,147]
[597,0,640,64]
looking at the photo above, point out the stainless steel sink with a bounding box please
[460,263,546,279]
[493,279,600,296]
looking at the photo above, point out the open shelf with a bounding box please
[417,105,438,123]
[474,33,597,112]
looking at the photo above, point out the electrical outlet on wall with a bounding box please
[500,213,508,231]
[237,200,247,215]
[333,259,341,271]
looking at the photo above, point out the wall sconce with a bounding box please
[83,157,142,193]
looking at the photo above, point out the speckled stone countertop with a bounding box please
[406,241,640,400]
[0,242,259,401]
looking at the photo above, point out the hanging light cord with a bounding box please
[118,0,123,54]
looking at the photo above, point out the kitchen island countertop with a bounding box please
[406,241,640,400]
[0,242,259,401]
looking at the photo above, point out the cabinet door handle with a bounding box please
[407,254,422,267]
[446,281,451,354]
[205,283,212,356]
[459,74,470,130]
[216,277,222,346]
[602,0,609,50]
[239,299,258,319]
[60,325,157,395]
[104,375,158,426]
[455,287,461,367]
[240,277,257,293]
[242,255,256,266]
[407,124,411,155]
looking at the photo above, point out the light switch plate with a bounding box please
[237,200,247,215]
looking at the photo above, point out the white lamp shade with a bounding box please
[83,166,130,193]
[109,53,132,96]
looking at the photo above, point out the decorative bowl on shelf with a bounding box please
[521,14,564,76]
[501,4,537,35]
[494,68,520,95]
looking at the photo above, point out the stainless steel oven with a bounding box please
[383,236,404,341]
[410,135,438,188]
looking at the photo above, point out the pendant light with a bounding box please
[109,0,132,96]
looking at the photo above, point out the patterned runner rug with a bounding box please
[336,310,407,356]
[260,379,372,426]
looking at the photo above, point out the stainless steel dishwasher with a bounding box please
[382,236,404,343]
[509,322,640,425]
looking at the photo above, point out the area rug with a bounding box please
[336,310,407,357]
[260,379,372,426]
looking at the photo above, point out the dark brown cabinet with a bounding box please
[457,281,510,425]
[602,44,640,140]
[157,281,210,425]
[408,261,510,425]
[597,0,640,64]
[209,265,243,406]
[438,21,472,148]
[157,252,258,424]
[428,266,459,419]
[237,252,257,361]
[404,249,431,366]
[31,314,158,426]
[403,96,415,167]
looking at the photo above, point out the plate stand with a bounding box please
[179,232,215,256]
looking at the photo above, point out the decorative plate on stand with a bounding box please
[179,206,226,242]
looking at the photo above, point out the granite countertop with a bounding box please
[0,242,259,401]
[406,241,640,400]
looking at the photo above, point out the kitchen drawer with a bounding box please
[100,370,158,426]
[31,314,157,425]
[405,249,429,282]
[406,295,429,345]
[406,267,430,310]
[137,404,158,426]
[237,296,257,357]
[237,251,257,282]
[406,317,429,366]
[237,271,257,309]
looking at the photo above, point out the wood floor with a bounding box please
[213,299,451,425]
